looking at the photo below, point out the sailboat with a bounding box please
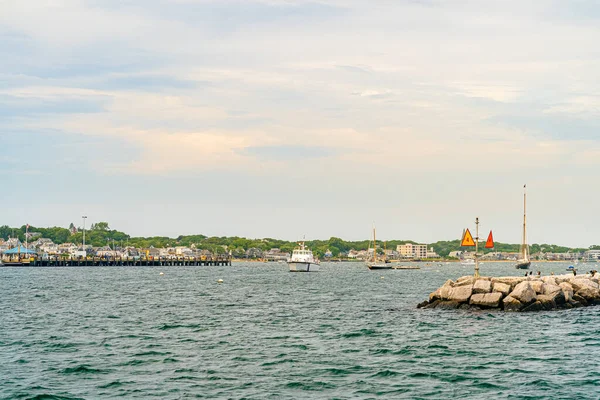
[515,185,531,269]
[366,226,392,270]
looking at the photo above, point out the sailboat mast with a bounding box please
[521,184,528,259]
[373,227,377,261]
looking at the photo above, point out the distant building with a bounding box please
[584,250,600,261]
[426,247,440,258]
[397,243,428,259]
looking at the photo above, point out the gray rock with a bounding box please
[491,277,526,289]
[424,300,440,309]
[569,299,583,308]
[455,276,475,287]
[559,282,574,302]
[503,295,523,311]
[436,301,461,309]
[509,281,537,305]
[548,290,566,306]
[541,276,557,286]
[522,301,544,312]
[569,278,599,292]
[417,300,429,309]
[431,280,454,301]
[446,285,473,303]
[473,279,492,294]
[470,292,503,308]
[492,282,511,296]
[572,294,588,307]
[575,287,600,301]
[529,280,544,294]
[536,294,557,310]
[543,284,562,296]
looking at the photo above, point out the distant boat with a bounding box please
[516,185,531,269]
[461,259,475,266]
[288,241,320,272]
[366,226,392,270]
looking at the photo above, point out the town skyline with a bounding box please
[0,221,597,253]
[2,1,600,247]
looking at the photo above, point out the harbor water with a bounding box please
[1,262,600,399]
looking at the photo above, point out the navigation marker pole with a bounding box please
[474,217,480,278]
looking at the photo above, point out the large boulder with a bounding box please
[493,282,511,296]
[575,287,600,302]
[473,279,492,294]
[470,292,503,308]
[503,295,523,311]
[446,285,473,303]
[541,276,557,286]
[430,279,455,301]
[559,282,574,302]
[555,274,575,284]
[569,278,599,292]
[455,276,475,287]
[572,294,588,307]
[536,294,557,310]
[522,301,544,312]
[546,290,566,306]
[509,281,537,305]
[435,301,461,309]
[491,277,526,289]
[529,280,544,294]
[543,284,562,296]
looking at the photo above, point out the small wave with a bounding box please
[24,395,84,400]
[61,365,106,375]
[97,380,132,389]
[371,369,399,378]
[427,344,449,350]
[342,329,377,338]
[322,367,359,376]
[261,359,295,366]
[285,381,336,391]
[133,351,170,357]
[370,348,392,354]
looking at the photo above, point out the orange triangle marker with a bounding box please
[461,228,475,247]
[485,231,494,249]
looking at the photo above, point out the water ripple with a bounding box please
[2,262,600,399]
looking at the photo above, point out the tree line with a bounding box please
[0,223,591,258]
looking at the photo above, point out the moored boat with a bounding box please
[288,241,320,272]
[366,226,392,270]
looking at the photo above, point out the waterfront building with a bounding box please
[397,243,428,259]
[584,250,600,262]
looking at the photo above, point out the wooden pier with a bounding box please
[1,255,232,267]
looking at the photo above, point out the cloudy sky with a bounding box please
[1,0,600,246]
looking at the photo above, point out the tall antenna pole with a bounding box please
[474,217,480,278]
[82,216,87,249]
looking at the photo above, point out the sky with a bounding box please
[1,0,600,247]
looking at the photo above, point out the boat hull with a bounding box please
[367,263,393,270]
[288,262,320,272]
[515,261,531,269]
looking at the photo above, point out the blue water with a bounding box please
[1,262,599,399]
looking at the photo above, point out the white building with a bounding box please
[584,250,600,261]
[397,243,428,259]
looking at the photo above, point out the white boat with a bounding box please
[366,226,392,270]
[461,259,475,266]
[288,241,320,272]
[515,185,531,269]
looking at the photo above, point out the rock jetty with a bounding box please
[418,273,600,311]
